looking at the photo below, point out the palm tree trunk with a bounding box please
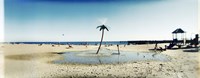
[96,29,104,54]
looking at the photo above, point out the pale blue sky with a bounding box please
[5,0,198,42]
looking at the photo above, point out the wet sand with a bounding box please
[1,44,200,78]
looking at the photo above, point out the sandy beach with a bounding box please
[1,44,200,78]
[3,0,199,77]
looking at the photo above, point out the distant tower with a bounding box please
[172,28,186,48]
[172,28,185,40]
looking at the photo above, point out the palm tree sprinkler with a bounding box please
[96,24,109,54]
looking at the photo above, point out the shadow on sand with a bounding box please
[183,48,199,52]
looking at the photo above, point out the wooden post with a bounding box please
[117,44,120,54]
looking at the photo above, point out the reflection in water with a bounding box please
[54,50,170,64]
[97,56,102,64]
[152,53,158,57]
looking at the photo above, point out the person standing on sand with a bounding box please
[154,43,158,50]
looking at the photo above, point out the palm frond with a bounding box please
[96,26,102,29]
[105,27,109,31]
[100,28,103,31]
[96,24,110,31]
[106,26,111,30]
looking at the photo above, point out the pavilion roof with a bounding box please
[172,28,185,34]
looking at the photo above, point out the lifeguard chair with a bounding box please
[168,28,186,49]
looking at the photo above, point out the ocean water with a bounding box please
[8,41,128,45]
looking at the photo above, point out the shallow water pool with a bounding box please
[54,49,170,64]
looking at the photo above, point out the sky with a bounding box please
[0,0,3,42]
[4,0,199,42]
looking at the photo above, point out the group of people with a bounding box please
[154,43,166,52]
